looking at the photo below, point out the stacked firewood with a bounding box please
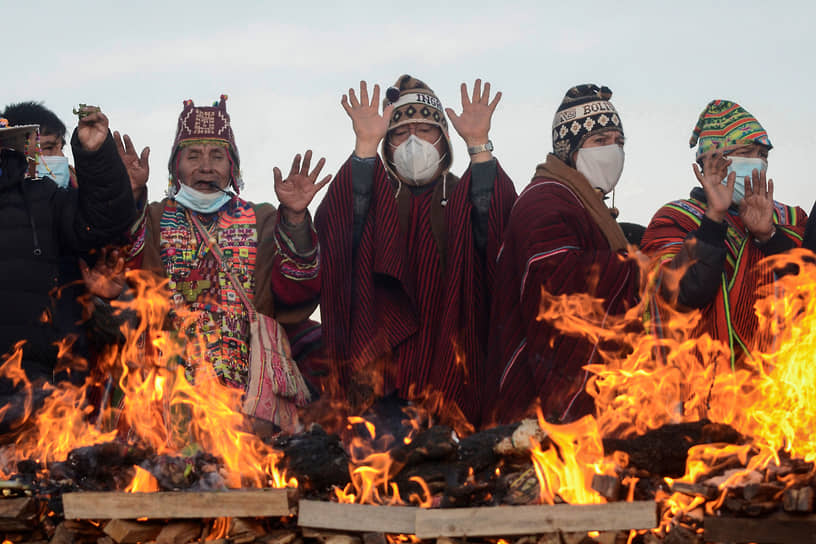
[3,414,816,544]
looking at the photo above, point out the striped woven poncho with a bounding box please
[641,188,807,369]
[315,155,516,426]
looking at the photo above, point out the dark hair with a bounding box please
[2,101,67,146]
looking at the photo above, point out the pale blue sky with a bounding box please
[4,0,814,225]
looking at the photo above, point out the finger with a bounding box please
[743,173,754,197]
[288,154,302,178]
[768,178,774,201]
[273,166,283,185]
[309,156,326,181]
[113,131,125,155]
[360,81,369,107]
[444,107,460,124]
[79,258,90,278]
[460,82,469,107]
[383,102,395,119]
[114,257,125,275]
[692,163,704,185]
[341,95,352,116]
[371,84,381,111]
[140,146,150,166]
[488,91,502,112]
[123,134,136,156]
[348,88,360,109]
[472,78,482,104]
[315,175,332,192]
[300,150,313,176]
[726,171,737,191]
[482,82,491,103]
[758,169,767,198]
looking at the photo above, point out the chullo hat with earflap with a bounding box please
[167,94,243,193]
[382,75,454,185]
[382,74,459,271]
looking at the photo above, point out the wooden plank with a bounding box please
[104,519,163,544]
[298,500,416,534]
[414,501,657,538]
[705,513,816,543]
[62,489,290,519]
[0,497,38,530]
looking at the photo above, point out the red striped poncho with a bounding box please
[484,173,639,425]
[641,191,807,368]
[315,156,516,426]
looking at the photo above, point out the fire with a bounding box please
[529,412,608,505]
[125,465,159,493]
[0,269,291,489]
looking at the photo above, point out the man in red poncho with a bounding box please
[485,84,639,425]
[640,100,807,370]
[316,76,516,426]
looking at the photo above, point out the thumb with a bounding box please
[273,167,282,185]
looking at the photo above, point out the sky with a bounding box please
[3,1,815,226]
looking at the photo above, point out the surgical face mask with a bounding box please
[391,134,445,185]
[575,144,625,194]
[174,183,232,214]
[37,155,71,188]
[722,156,768,205]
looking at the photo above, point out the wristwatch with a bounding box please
[467,140,494,155]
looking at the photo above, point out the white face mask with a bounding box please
[722,156,768,206]
[174,183,232,214]
[575,144,625,194]
[37,155,72,188]
[391,134,445,185]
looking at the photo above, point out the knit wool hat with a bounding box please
[382,74,453,179]
[552,84,623,166]
[168,94,243,192]
[690,99,772,160]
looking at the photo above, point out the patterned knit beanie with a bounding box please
[381,74,453,177]
[552,84,623,166]
[690,99,772,160]
[168,94,243,193]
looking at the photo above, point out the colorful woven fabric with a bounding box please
[552,84,622,166]
[159,198,257,388]
[690,100,772,159]
[641,192,806,368]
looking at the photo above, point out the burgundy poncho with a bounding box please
[316,156,516,425]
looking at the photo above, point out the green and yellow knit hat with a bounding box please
[690,100,772,159]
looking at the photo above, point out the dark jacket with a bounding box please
[0,130,135,382]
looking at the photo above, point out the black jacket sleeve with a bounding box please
[470,158,497,256]
[57,130,136,252]
[351,154,376,251]
[668,215,728,309]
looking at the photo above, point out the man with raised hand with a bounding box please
[316,76,516,427]
[0,106,134,426]
[123,95,329,432]
[641,99,807,369]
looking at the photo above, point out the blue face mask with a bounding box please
[174,183,232,214]
[37,155,72,188]
[722,156,768,206]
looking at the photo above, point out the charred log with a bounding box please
[602,420,742,477]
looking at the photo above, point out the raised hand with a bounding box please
[75,106,109,153]
[693,152,734,223]
[274,150,332,225]
[114,131,150,200]
[80,247,126,300]
[445,79,502,150]
[740,167,775,242]
[341,81,394,158]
